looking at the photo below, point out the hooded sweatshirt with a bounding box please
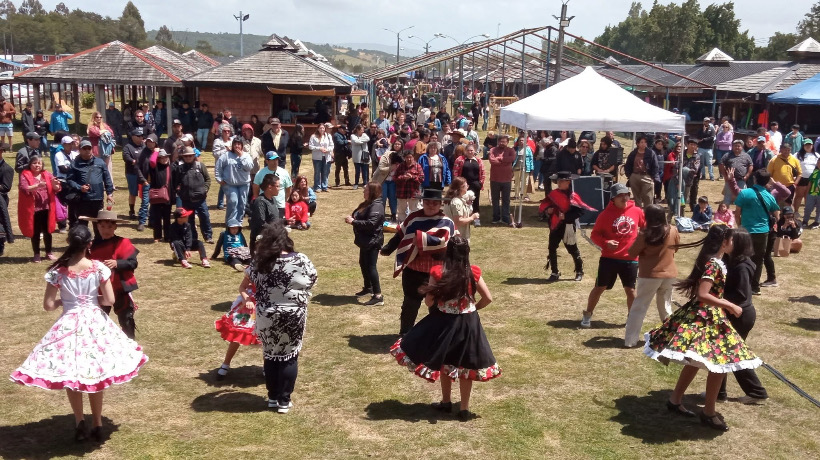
[590,200,645,261]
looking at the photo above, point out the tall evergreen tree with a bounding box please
[118,1,147,47]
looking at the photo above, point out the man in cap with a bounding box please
[122,129,146,219]
[542,171,593,282]
[15,132,41,174]
[21,101,35,139]
[195,103,214,151]
[333,125,352,187]
[719,139,753,204]
[261,118,290,169]
[554,138,582,176]
[464,119,480,149]
[253,151,292,219]
[488,134,517,225]
[65,139,114,232]
[49,103,73,137]
[106,102,124,146]
[698,117,716,180]
[174,146,213,242]
[164,118,184,162]
[133,129,155,230]
[749,135,774,183]
[581,183,645,328]
[0,142,13,252]
[0,95,15,146]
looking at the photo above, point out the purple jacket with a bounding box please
[715,129,733,151]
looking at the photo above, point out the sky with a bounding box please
[34,0,816,52]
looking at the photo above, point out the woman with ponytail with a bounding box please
[644,225,762,432]
[10,225,148,442]
[390,236,501,421]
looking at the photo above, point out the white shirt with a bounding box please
[768,130,782,151]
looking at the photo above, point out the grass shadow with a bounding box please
[794,318,820,331]
[196,365,264,388]
[153,259,178,267]
[546,319,623,330]
[346,334,397,354]
[211,300,234,312]
[0,414,119,459]
[364,399,447,424]
[190,389,267,413]
[0,256,35,264]
[131,237,163,245]
[312,293,358,307]
[582,336,625,349]
[502,277,552,285]
[789,295,820,306]
[610,390,723,443]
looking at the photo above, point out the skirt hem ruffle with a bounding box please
[9,354,148,393]
[643,339,762,374]
[390,342,501,382]
[215,318,260,346]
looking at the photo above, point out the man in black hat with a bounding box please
[542,171,592,281]
[554,138,582,176]
[16,132,41,174]
[0,142,14,253]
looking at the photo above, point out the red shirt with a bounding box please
[590,200,646,261]
[285,201,309,224]
[488,146,516,182]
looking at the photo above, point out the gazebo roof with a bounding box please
[182,50,221,68]
[14,41,192,86]
[788,37,820,56]
[696,47,734,64]
[143,45,210,74]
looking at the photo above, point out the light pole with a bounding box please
[383,26,414,64]
[436,33,491,100]
[234,11,250,57]
[407,34,440,54]
[552,0,574,85]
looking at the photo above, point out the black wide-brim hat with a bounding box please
[417,188,445,201]
[549,171,579,181]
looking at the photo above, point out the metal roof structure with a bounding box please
[716,61,820,95]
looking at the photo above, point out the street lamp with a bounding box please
[407,34,441,54]
[435,33,491,100]
[383,26,414,64]
[234,11,250,57]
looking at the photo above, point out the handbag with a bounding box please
[774,236,791,257]
[148,167,171,204]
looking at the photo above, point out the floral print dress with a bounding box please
[10,261,148,393]
[644,258,762,373]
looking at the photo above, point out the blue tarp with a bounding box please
[768,72,820,105]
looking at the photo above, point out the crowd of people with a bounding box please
[1,93,817,440]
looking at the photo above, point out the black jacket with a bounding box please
[66,155,114,201]
[34,117,49,137]
[261,128,290,165]
[178,108,196,132]
[624,148,659,179]
[21,109,35,135]
[148,162,174,202]
[250,195,279,239]
[134,147,154,184]
[195,110,214,130]
[122,140,144,176]
[0,158,12,196]
[698,125,716,149]
[553,148,582,175]
[174,160,211,203]
[169,221,196,248]
[352,197,385,248]
[724,257,755,310]
[15,146,39,174]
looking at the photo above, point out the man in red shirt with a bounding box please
[582,183,646,328]
[488,134,516,225]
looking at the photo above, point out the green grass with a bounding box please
[0,129,818,459]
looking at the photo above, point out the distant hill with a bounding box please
[147,30,405,73]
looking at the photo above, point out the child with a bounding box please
[169,207,210,268]
[148,150,173,242]
[713,202,735,228]
[212,219,251,271]
[624,204,679,347]
[390,236,500,421]
[691,196,713,230]
[86,211,140,339]
[776,206,803,253]
[214,284,260,380]
[285,190,310,230]
[644,225,762,431]
[10,225,147,442]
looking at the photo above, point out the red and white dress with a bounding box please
[10,261,148,393]
[214,288,261,346]
[390,265,501,382]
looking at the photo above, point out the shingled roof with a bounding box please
[14,41,194,86]
[716,61,820,95]
[143,45,210,74]
[185,37,352,91]
[182,50,221,68]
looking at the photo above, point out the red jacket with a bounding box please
[590,200,645,261]
[89,236,139,293]
[17,170,57,238]
[286,200,309,224]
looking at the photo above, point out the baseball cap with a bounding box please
[703,117,711,122]
[241,123,254,132]
[172,119,182,125]
[266,151,279,160]
[782,205,794,215]
[145,134,158,144]
[130,127,144,137]
[157,150,170,157]
[174,208,194,218]
[108,102,115,107]
[566,139,577,149]
[610,183,630,198]
[270,118,281,125]
[757,136,766,142]
[804,138,813,145]
[79,139,92,149]
[25,132,39,140]
[61,136,74,144]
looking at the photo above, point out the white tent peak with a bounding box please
[788,37,820,55]
[696,47,734,63]
[499,66,685,132]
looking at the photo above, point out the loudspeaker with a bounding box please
[573,176,607,225]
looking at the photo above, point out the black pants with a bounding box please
[335,158,350,185]
[226,256,243,267]
[547,223,583,275]
[400,268,429,334]
[101,292,136,339]
[688,175,700,212]
[468,181,481,218]
[150,203,172,241]
[359,245,381,294]
[31,209,53,254]
[719,306,768,399]
[264,356,298,405]
[750,231,775,290]
[171,239,206,261]
[654,179,662,200]
[308,201,317,215]
[0,192,13,244]
[71,200,103,239]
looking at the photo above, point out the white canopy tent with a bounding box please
[499,67,687,223]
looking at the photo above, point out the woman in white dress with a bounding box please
[9,225,148,442]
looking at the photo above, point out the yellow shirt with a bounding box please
[767,154,802,186]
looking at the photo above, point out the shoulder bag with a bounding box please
[149,167,171,204]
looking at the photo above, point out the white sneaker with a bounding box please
[277,401,294,414]
[580,311,592,328]
[267,399,279,409]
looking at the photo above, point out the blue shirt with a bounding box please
[735,184,779,233]
[50,111,73,133]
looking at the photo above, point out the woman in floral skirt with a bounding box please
[644,225,762,431]
[390,236,501,421]
[9,225,148,442]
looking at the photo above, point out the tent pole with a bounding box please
[515,133,527,227]
[520,34,526,98]
[677,134,684,219]
[545,28,552,89]
[500,41,507,99]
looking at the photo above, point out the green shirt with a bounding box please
[253,166,292,209]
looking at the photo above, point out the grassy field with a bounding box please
[0,129,819,459]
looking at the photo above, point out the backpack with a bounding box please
[675,216,695,233]
[99,131,115,158]
[182,162,207,202]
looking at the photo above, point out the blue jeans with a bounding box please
[698,147,713,179]
[382,180,397,217]
[490,181,511,223]
[125,173,139,197]
[223,183,250,226]
[724,179,745,204]
[313,159,329,191]
[354,162,369,185]
[533,159,543,186]
[714,149,730,174]
[138,183,151,225]
[291,153,302,178]
[217,188,225,208]
[196,128,210,150]
[182,199,212,240]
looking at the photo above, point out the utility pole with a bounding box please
[552,1,574,85]
[234,11,250,57]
